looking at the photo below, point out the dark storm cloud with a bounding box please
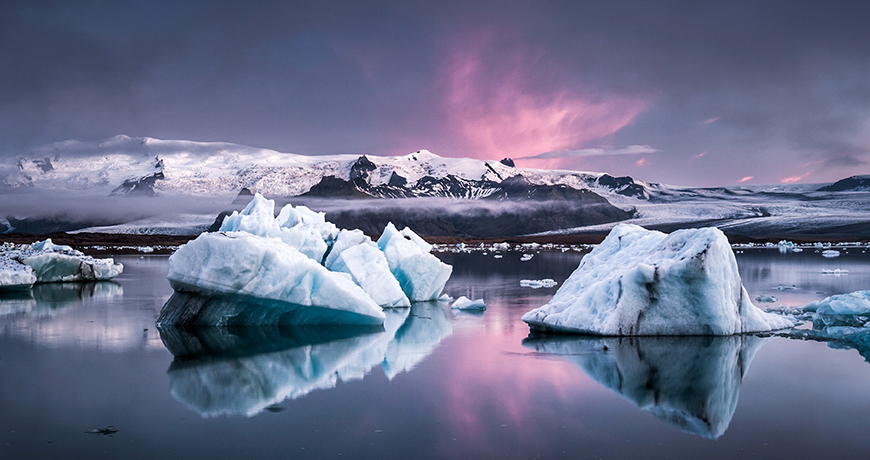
[1,0,868,185]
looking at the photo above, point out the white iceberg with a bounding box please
[378,223,452,301]
[804,290,870,315]
[219,194,336,262]
[1,239,123,286]
[522,224,794,335]
[520,279,558,289]
[822,249,841,258]
[324,229,410,307]
[163,232,386,325]
[451,296,486,311]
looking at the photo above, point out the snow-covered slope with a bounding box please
[1,135,649,201]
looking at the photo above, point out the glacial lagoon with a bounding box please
[2,249,870,459]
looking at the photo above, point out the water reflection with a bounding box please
[523,335,768,439]
[0,281,123,317]
[159,302,452,417]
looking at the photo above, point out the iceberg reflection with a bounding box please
[523,334,768,439]
[0,281,123,317]
[159,302,452,417]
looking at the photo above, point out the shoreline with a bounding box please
[2,231,869,255]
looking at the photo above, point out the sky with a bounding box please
[1,0,869,186]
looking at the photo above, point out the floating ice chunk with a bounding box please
[822,250,841,258]
[803,291,870,315]
[520,279,558,289]
[522,224,794,335]
[523,335,767,439]
[162,232,386,326]
[493,254,504,259]
[821,269,849,275]
[438,293,453,302]
[520,254,534,261]
[754,295,778,303]
[377,223,452,301]
[792,247,803,252]
[1,239,123,284]
[0,254,36,289]
[451,296,486,311]
[325,229,410,307]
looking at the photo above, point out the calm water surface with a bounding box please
[1,249,870,459]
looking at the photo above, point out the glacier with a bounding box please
[1,239,123,289]
[524,335,767,438]
[522,224,794,335]
[159,194,451,326]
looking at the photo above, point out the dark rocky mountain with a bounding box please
[817,175,870,192]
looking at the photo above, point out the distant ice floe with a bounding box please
[520,279,558,289]
[522,224,794,335]
[524,335,767,439]
[451,296,486,311]
[754,295,778,303]
[822,249,841,258]
[1,239,123,290]
[520,254,534,262]
[159,194,451,326]
[821,269,849,275]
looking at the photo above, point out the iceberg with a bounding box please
[520,279,558,289]
[162,232,386,326]
[522,224,794,335]
[378,223,452,301]
[1,239,123,286]
[523,335,767,439]
[804,290,870,315]
[451,296,486,311]
[219,194,334,262]
[324,229,410,307]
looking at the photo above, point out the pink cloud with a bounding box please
[780,171,813,183]
[701,117,720,124]
[636,157,647,167]
[738,175,754,183]
[443,38,649,163]
[695,151,707,158]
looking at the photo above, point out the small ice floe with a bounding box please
[1,239,123,290]
[792,247,803,252]
[821,269,849,275]
[451,296,486,311]
[522,224,794,335]
[520,254,534,262]
[803,290,870,315]
[520,279,558,289]
[438,293,454,302]
[493,254,503,259]
[822,249,841,258]
[775,284,797,291]
[754,295,778,303]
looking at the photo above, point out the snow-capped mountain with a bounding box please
[1,135,649,201]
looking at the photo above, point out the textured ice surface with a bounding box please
[451,296,486,311]
[163,232,385,326]
[804,291,870,315]
[520,279,558,289]
[378,223,452,301]
[219,194,333,262]
[1,239,123,285]
[522,224,794,335]
[324,229,410,307]
[524,335,767,438]
[822,250,841,258]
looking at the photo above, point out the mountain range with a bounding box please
[2,135,869,239]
